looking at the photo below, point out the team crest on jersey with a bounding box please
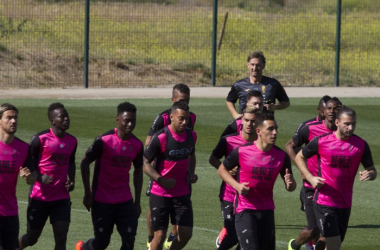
[60,144,64,148]
[122,146,126,151]
[245,88,250,92]
[4,150,7,155]
[13,149,17,154]
[261,85,266,93]
[349,144,354,152]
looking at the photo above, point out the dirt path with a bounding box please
[0,87,379,99]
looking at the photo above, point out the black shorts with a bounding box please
[91,200,138,250]
[150,193,193,231]
[0,215,19,249]
[313,203,351,241]
[304,187,318,230]
[235,209,275,250]
[220,200,235,230]
[27,198,71,230]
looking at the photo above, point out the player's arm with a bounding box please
[144,135,152,147]
[143,135,176,189]
[266,82,290,112]
[145,115,164,147]
[280,154,296,192]
[29,135,53,184]
[20,148,37,185]
[295,139,325,189]
[80,136,102,211]
[209,136,226,169]
[66,142,77,192]
[285,126,308,164]
[359,142,377,181]
[132,144,144,218]
[218,148,249,195]
[226,101,241,119]
[188,153,197,183]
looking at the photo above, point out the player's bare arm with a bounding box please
[285,139,298,164]
[80,156,94,211]
[283,168,297,192]
[144,135,152,147]
[359,166,377,181]
[143,156,176,189]
[295,151,325,189]
[188,153,198,183]
[226,101,242,119]
[19,166,37,185]
[218,163,249,195]
[265,101,290,112]
[66,161,76,192]
[133,166,143,218]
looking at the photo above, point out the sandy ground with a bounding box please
[0,87,379,99]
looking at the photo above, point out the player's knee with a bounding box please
[154,230,167,244]
[309,228,320,239]
[177,229,192,243]
[96,239,111,250]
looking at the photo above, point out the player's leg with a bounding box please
[50,199,71,250]
[115,200,138,250]
[257,210,275,250]
[218,200,238,250]
[166,195,193,250]
[289,187,320,250]
[1,215,20,250]
[235,210,259,250]
[80,201,115,250]
[19,199,48,248]
[52,221,69,250]
[313,203,343,250]
[146,180,154,248]
[150,194,170,250]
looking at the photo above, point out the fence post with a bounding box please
[211,0,218,86]
[83,0,90,88]
[334,0,342,87]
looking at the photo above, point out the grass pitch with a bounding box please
[5,97,380,249]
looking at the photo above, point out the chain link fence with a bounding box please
[1,0,379,88]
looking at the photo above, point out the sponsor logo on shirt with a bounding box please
[168,147,193,158]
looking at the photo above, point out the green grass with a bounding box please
[4,97,380,249]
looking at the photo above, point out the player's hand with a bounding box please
[189,174,198,183]
[65,180,75,192]
[284,169,295,189]
[229,166,238,176]
[134,203,141,218]
[19,166,31,179]
[83,195,93,212]
[308,176,325,189]
[160,177,177,189]
[41,175,54,184]
[236,182,250,196]
[359,170,373,181]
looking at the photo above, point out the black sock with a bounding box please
[148,235,154,243]
[291,240,301,250]
[167,233,176,242]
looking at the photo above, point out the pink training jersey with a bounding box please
[0,138,31,216]
[223,141,292,213]
[303,132,373,209]
[85,128,143,204]
[144,126,197,197]
[30,128,77,202]
[212,131,250,202]
[293,120,335,189]
[294,116,319,136]
[220,117,242,137]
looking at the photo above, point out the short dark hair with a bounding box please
[172,83,190,96]
[255,113,275,128]
[48,102,65,119]
[117,102,136,116]
[319,95,331,108]
[337,106,356,120]
[0,103,18,118]
[171,101,189,113]
[330,96,342,106]
[247,90,263,101]
[247,51,266,65]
